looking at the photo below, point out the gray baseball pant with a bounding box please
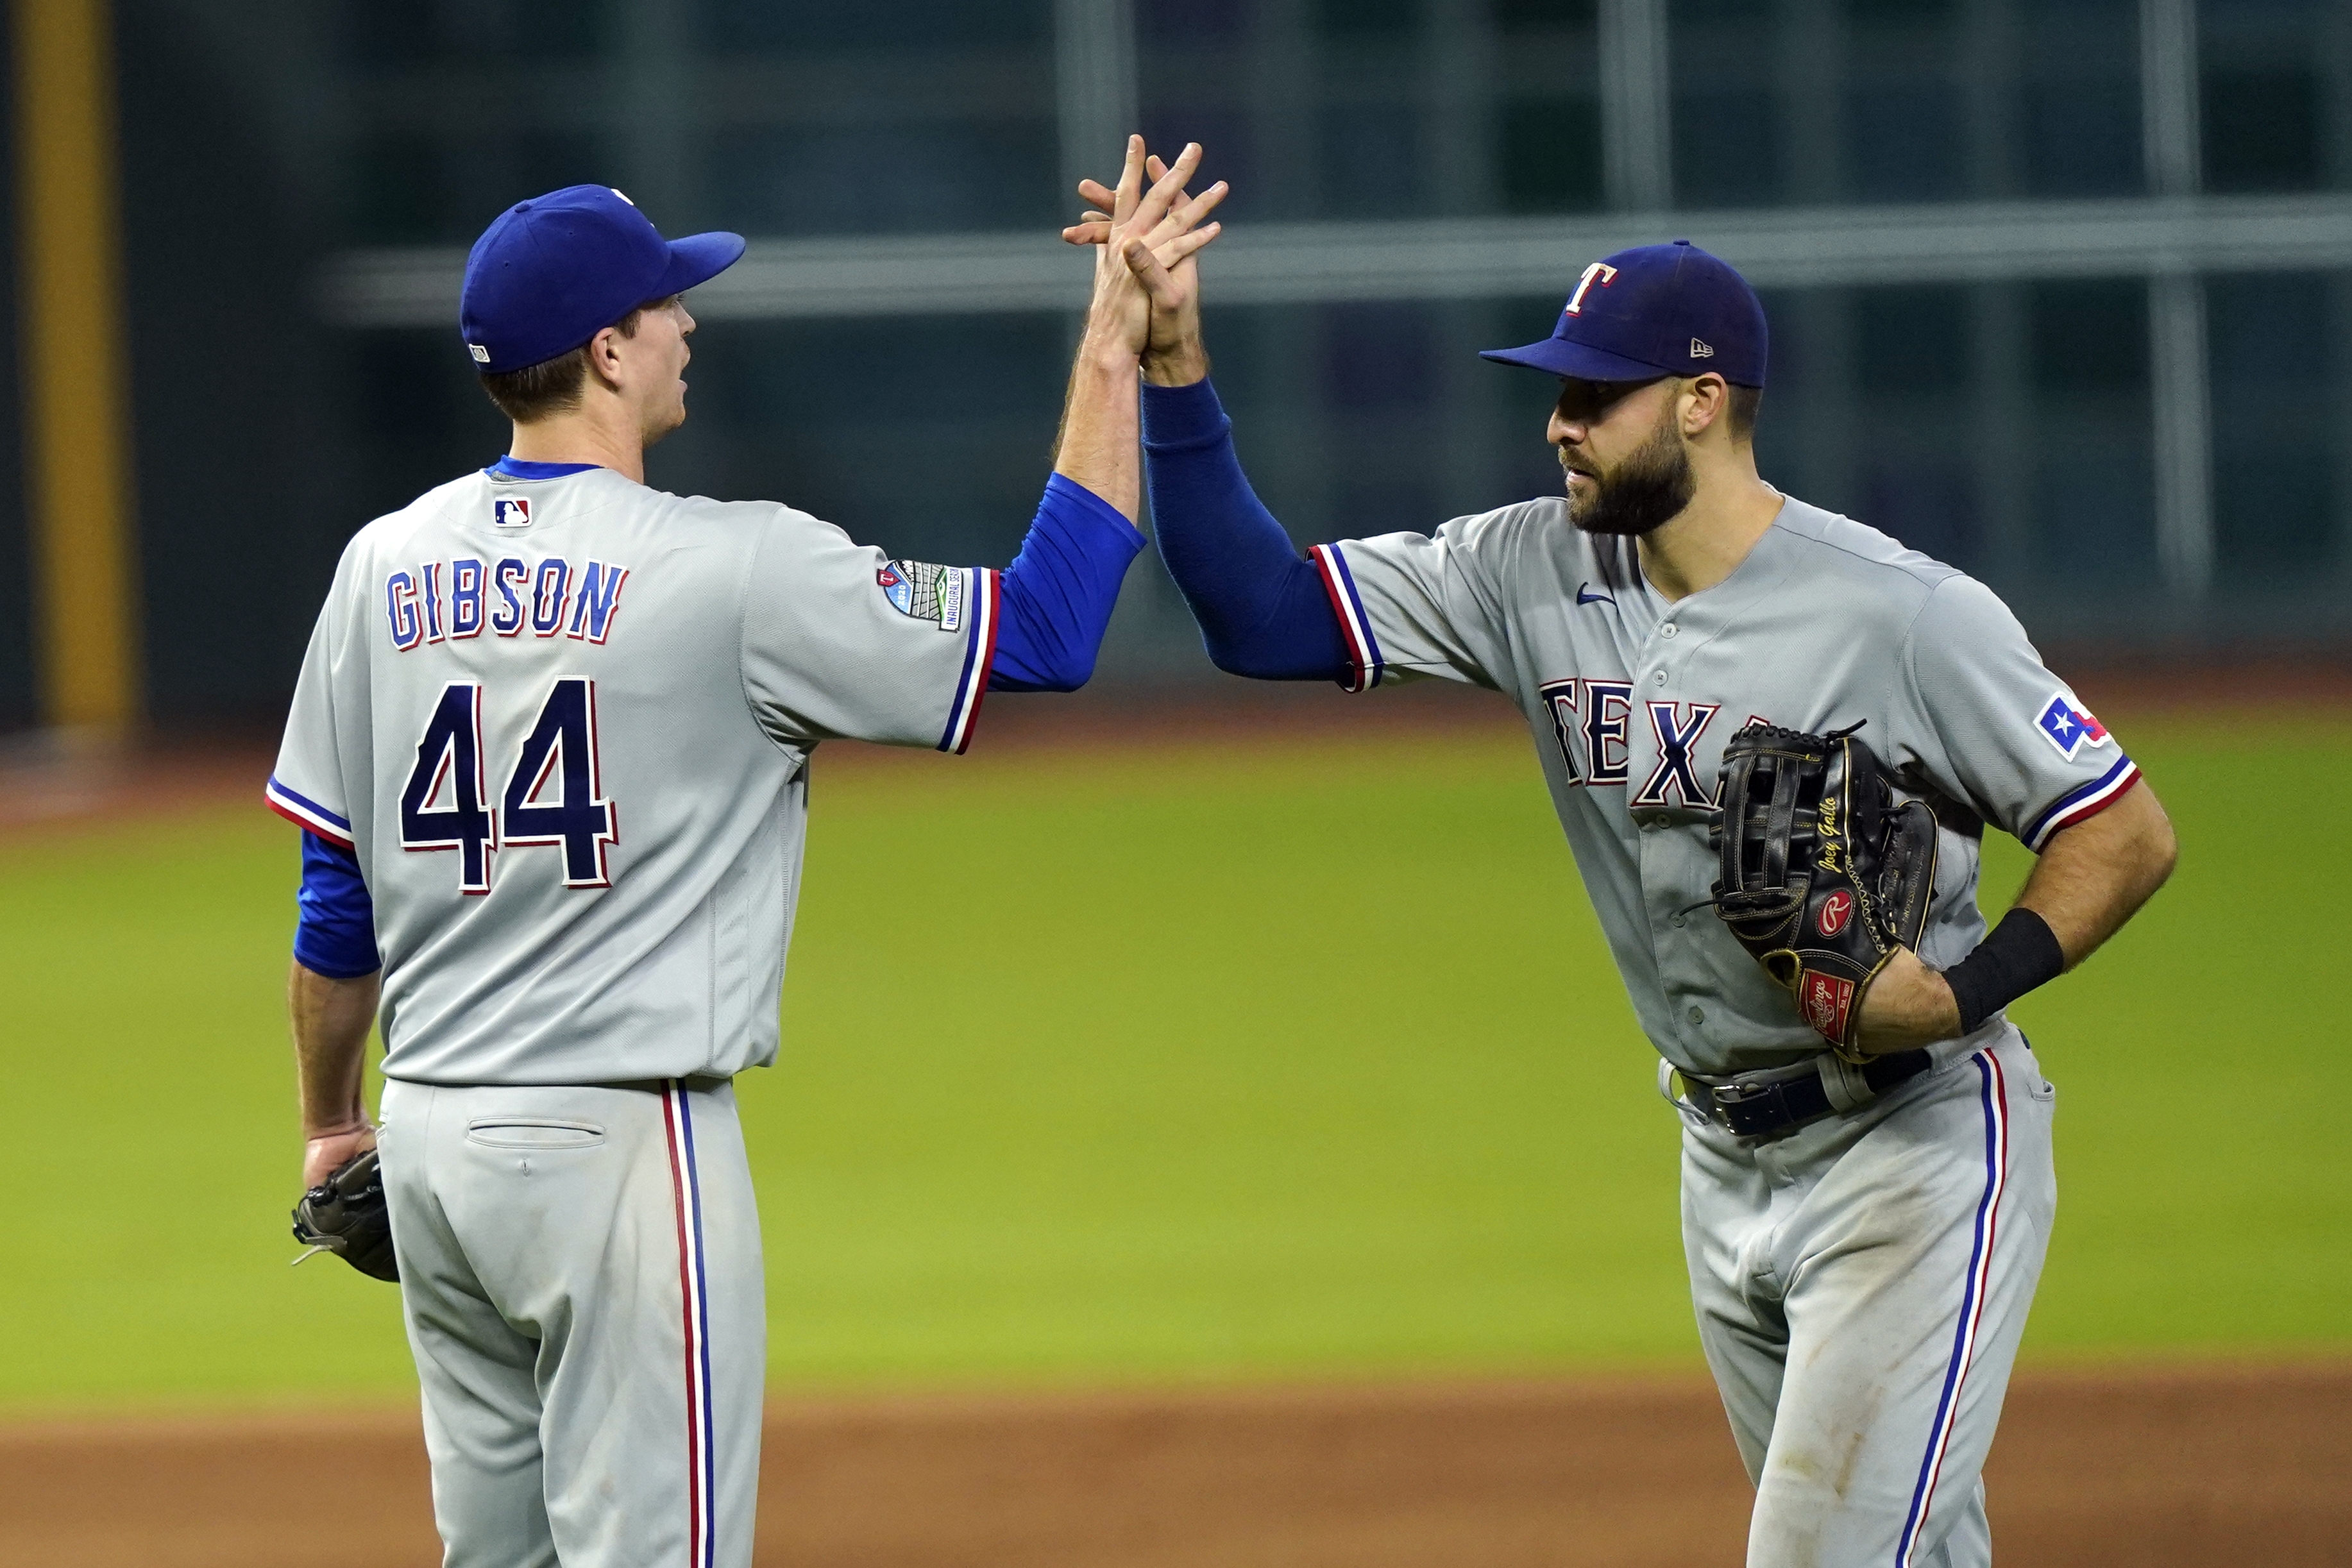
[378,1075,764,1568]
[1680,1034,2058,1567]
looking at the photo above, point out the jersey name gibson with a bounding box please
[382,554,631,650]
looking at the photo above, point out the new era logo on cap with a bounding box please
[1691,339,1713,358]
[468,344,491,363]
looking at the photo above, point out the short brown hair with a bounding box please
[1727,383,1762,443]
[478,297,671,423]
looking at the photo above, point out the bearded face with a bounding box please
[1561,394,1696,537]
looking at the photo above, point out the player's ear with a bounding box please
[1682,373,1731,440]
[582,325,628,393]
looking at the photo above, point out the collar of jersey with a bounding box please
[486,455,602,480]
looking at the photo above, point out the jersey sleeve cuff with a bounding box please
[2020,755,2138,850]
[1041,471,1147,548]
[936,567,999,754]
[1308,543,1384,693]
[266,775,355,849]
[1140,378,1233,453]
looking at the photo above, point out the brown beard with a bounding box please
[1563,402,1695,537]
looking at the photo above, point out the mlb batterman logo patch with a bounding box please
[491,496,532,528]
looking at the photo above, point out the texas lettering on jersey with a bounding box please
[382,555,631,652]
[1540,676,1722,807]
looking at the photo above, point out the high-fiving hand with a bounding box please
[1065,138,1223,384]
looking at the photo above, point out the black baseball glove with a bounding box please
[1705,721,1940,1059]
[291,1147,399,1282]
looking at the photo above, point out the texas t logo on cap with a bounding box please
[1564,262,1619,315]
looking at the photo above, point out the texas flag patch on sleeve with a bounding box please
[2035,692,2111,761]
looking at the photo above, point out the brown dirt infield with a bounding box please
[3,1363,2345,1567]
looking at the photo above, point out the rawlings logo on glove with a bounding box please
[1703,721,1939,1059]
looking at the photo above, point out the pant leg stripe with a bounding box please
[1895,1050,2009,1567]
[664,1082,718,1568]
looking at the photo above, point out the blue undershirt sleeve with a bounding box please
[1139,378,1349,682]
[294,830,381,979]
[986,473,1149,693]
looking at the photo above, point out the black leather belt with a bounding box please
[1684,1049,1933,1140]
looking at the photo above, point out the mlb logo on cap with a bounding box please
[1482,240,1768,388]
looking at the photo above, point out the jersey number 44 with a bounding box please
[400,679,619,895]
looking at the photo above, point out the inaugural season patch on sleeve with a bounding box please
[876,561,963,632]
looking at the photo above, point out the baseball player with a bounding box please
[270,146,1224,1568]
[1076,184,2178,1564]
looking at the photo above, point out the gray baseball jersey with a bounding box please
[1308,493,2138,1076]
[267,464,1001,1086]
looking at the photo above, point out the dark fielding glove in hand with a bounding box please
[291,1147,399,1282]
[1706,722,1940,1059]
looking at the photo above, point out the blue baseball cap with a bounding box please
[1481,240,1767,388]
[459,185,745,374]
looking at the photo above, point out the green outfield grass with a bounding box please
[0,708,2342,1410]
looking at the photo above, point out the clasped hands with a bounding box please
[1061,135,1223,383]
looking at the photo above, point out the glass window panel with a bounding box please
[1321,303,1439,412]
[2202,68,2322,192]
[709,121,1059,237]
[1844,0,1954,19]
[1845,80,1964,201]
[502,0,609,60]
[1861,461,1979,569]
[2208,273,2338,578]
[1856,286,1969,394]
[348,130,453,244]
[1675,89,1782,208]
[1142,0,1251,42]
[708,0,1048,52]
[1670,0,1771,21]
[2030,438,2156,585]
[1321,101,1426,215]
[1497,97,1604,212]
[2029,281,2147,393]
[2020,76,2142,197]
[337,0,443,69]
[1317,0,1423,39]
[1494,0,1599,28]
[2026,280,2155,590]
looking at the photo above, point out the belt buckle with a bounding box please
[1708,1075,1785,1136]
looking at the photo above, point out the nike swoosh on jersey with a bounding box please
[1576,582,1616,605]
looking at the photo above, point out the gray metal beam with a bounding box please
[1599,0,1673,211]
[317,193,2352,328]
[1054,0,1137,223]
[2139,0,2201,198]
[2139,0,2213,599]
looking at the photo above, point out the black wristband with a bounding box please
[1943,907,2066,1035]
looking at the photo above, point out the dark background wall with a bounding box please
[2,0,2346,738]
